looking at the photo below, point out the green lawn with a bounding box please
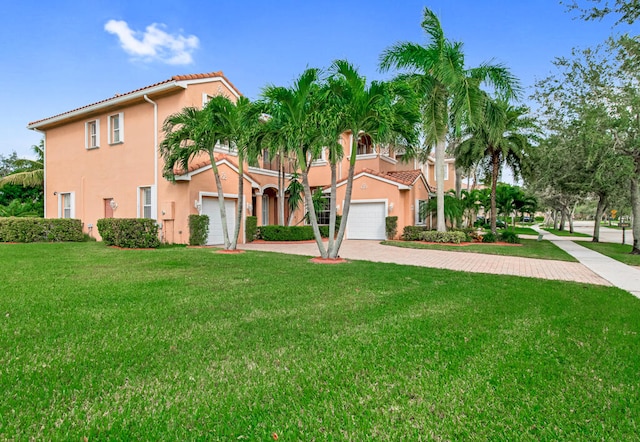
[578,241,640,267]
[383,238,578,262]
[502,226,539,235]
[542,227,591,237]
[1,242,639,440]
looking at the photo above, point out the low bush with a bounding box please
[260,225,315,241]
[401,225,428,241]
[245,216,257,242]
[500,230,521,244]
[420,230,467,244]
[0,217,83,243]
[97,218,160,248]
[482,232,497,243]
[386,216,398,239]
[188,214,209,246]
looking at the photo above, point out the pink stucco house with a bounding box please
[28,72,457,244]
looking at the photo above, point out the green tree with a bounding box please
[563,0,640,24]
[454,100,537,234]
[0,141,44,189]
[379,7,520,232]
[160,103,232,249]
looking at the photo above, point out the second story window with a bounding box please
[357,134,374,155]
[108,113,124,144]
[85,120,100,149]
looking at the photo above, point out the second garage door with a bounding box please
[202,198,236,245]
[346,202,386,240]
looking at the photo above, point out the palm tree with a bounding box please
[379,7,520,232]
[455,99,538,234]
[207,95,260,249]
[160,103,232,249]
[261,68,329,256]
[0,141,44,188]
[327,60,419,258]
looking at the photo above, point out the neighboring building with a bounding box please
[28,72,457,244]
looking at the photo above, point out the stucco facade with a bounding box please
[28,72,456,244]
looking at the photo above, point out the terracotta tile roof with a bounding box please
[28,71,242,127]
[360,168,422,186]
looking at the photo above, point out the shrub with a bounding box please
[97,218,160,248]
[482,232,497,243]
[260,225,315,241]
[188,214,209,246]
[452,228,481,242]
[500,230,520,244]
[535,216,545,222]
[386,216,398,239]
[420,230,467,244]
[245,216,257,242]
[319,215,341,238]
[0,217,83,243]
[401,225,428,241]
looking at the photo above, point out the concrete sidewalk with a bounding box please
[240,239,611,287]
[534,226,640,299]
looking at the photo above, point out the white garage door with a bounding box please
[202,198,236,245]
[346,202,386,240]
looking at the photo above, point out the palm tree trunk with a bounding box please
[327,161,337,254]
[278,151,285,226]
[208,151,230,249]
[490,152,499,234]
[330,163,354,259]
[229,154,244,250]
[436,138,446,232]
[301,167,327,258]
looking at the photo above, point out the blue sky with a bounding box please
[1,0,632,158]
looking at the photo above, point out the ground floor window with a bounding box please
[141,187,152,218]
[417,199,428,225]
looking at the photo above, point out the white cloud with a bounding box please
[104,20,199,65]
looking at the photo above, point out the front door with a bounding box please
[104,198,114,218]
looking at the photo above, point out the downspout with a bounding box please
[143,94,158,221]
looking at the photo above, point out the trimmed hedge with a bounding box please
[0,217,83,243]
[401,225,428,241]
[386,216,398,239]
[259,225,315,241]
[420,231,467,244]
[246,216,257,242]
[188,214,209,246]
[97,218,160,248]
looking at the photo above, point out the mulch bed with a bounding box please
[309,257,349,264]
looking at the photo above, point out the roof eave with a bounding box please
[27,81,187,130]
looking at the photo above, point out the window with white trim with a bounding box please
[108,113,124,144]
[141,187,152,219]
[59,192,75,218]
[417,199,428,225]
[434,163,449,181]
[85,120,100,149]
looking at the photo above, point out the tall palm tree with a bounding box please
[160,103,232,249]
[207,95,260,249]
[0,141,44,188]
[454,99,538,234]
[327,60,419,258]
[261,68,329,256]
[379,7,520,232]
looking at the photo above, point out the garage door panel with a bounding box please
[346,202,386,240]
[202,198,236,245]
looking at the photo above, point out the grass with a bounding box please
[578,241,640,267]
[1,242,639,440]
[542,227,592,237]
[382,238,578,262]
[499,226,538,235]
